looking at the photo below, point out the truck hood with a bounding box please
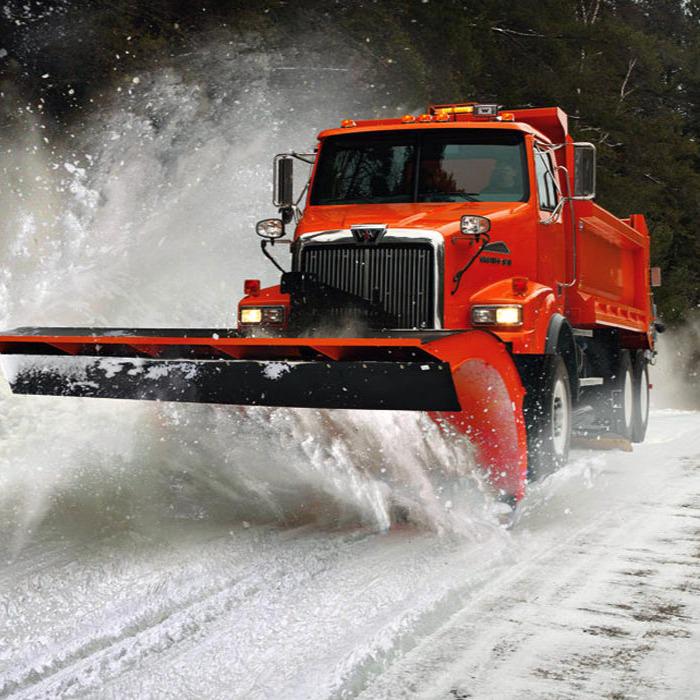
[297,201,530,237]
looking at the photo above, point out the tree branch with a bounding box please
[619,57,638,102]
[490,25,546,38]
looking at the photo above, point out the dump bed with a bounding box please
[507,107,654,340]
[566,202,652,337]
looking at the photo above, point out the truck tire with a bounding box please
[631,350,650,443]
[522,355,572,480]
[606,349,634,440]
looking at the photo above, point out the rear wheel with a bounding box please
[522,355,572,481]
[607,350,634,439]
[631,351,650,443]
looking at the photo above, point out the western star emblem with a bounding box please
[350,225,387,244]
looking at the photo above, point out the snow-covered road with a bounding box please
[363,410,700,699]
[1,409,699,699]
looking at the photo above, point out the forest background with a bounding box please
[0,0,698,331]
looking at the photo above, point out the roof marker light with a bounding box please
[500,112,515,122]
[417,113,433,122]
[401,114,416,123]
[434,112,450,122]
[341,119,357,128]
[428,103,478,116]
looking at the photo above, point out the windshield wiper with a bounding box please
[419,192,480,202]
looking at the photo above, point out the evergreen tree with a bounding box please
[1,0,698,320]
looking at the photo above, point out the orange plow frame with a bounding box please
[0,328,528,501]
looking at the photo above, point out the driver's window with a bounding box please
[535,150,558,211]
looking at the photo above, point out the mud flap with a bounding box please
[571,432,633,452]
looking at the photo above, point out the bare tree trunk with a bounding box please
[575,0,603,117]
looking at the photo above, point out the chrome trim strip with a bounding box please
[295,228,445,329]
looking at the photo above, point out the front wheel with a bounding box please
[522,355,572,481]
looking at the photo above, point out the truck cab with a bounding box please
[240,104,594,347]
[240,102,656,478]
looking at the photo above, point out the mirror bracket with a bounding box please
[279,205,294,225]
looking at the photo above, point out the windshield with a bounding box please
[310,129,528,205]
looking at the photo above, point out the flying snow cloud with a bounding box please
[0,32,482,543]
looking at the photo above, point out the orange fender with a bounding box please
[425,331,528,502]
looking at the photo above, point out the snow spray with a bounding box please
[0,36,497,548]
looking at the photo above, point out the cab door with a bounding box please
[534,146,566,298]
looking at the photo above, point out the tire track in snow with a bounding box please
[0,527,375,698]
[357,444,700,700]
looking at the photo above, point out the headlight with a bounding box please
[240,308,263,324]
[460,215,491,236]
[471,304,523,326]
[239,306,286,325]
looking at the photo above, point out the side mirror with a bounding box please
[273,155,294,208]
[572,142,596,199]
[256,218,285,240]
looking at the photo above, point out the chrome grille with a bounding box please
[300,244,435,328]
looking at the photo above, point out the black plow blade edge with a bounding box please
[1,355,461,411]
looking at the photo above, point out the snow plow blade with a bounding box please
[0,327,528,499]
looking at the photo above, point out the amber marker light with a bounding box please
[417,114,433,122]
[500,112,515,122]
[401,114,416,123]
[340,119,357,128]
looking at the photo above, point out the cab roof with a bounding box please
[317,105,568,146]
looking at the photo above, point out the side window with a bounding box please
[535,150,558,211]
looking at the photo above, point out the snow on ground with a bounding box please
[0,36,698,699]
[361,410,700,699]
[0,409,698,699]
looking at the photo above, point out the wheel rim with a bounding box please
[623,368,633,429]
[551,376,570,456]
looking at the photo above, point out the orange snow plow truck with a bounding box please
[0,103,661,504]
